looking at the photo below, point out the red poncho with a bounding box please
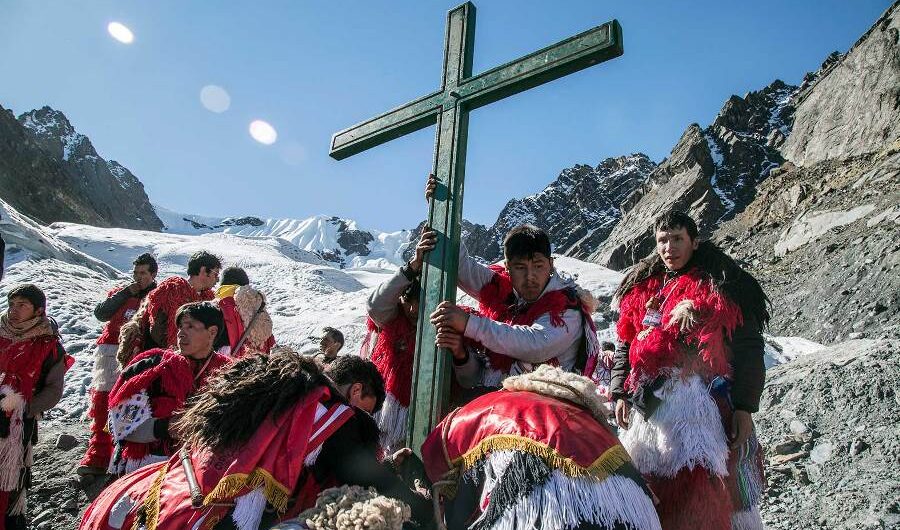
[81,386,355,530]
[96,287,143,346]
[616,268,743,391]
[476,264,599,377]
[145,277,214,349]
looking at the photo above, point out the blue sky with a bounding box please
[0,1,891,230]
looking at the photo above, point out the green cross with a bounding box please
[330,2,623,450]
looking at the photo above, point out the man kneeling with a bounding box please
[420,365,661,530]
[80,351,430,530]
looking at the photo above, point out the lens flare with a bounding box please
[107,22,134,44]
[249,120,277,145]
[200,85,231,113]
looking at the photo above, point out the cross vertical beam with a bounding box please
[407,3,475,449]
[329,2,623,451]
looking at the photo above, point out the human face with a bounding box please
[197,267,221,291]
[656,227,699,271]
[132,264,156,290]
[400,296,419,324]
[176,314,218,359]
[7,297,40,325]
[347,382,377,414]
[505,253,553,302]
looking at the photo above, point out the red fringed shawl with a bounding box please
[367,315,416,408]
[145,277,214,349]
[421,390,630,484]
[108,349,229,463]
[476,264,582,375]
[617,268,742,391]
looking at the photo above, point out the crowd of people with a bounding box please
[0,181,770,529]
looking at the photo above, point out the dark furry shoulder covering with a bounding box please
[616,241,771,329]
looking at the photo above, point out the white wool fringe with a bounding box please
[0,385,25,491]
[91,344,121,391]
[472,451,661,530]
[108,493,136,529]
[375,393,408,454]
[619,372,729,478]
[731,506,765,530]
[503,364,608,422]
[232,487,267,530]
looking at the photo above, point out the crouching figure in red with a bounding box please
[81,351,431,530]
[106,301,230,475]
[420,365,662,530]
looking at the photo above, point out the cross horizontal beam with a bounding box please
[329,18,622,161]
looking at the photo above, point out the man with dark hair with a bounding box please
[324,354,383,413]
[313,326,344,365]
[0,284,72,528]
[82,350,432,529]
[215,266,275,357]
[428,220,602,390]
[219,266,249,287]
[120,251,221,362]
[106,301,230,475]
[363,231,435,451]
[611,210,769,529]
[77,253,159,477]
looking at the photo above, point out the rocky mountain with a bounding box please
[470,154,656,262]
[0,105,108,227]
[756,339,899,529]
[13,106,164,231]
[714,1,900,345]
[589,79,798,270]
[400,154,656,264]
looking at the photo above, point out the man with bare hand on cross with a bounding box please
[425,175,607,393]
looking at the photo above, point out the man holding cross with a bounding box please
[424,178,603,392]
[330,2,623,449]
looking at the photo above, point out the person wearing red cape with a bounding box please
[80,351,431,530]
[420,365,661,530]
[611,211,768,530]
[106,302,230,475]
[0,284,74,530]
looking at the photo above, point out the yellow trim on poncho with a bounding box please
[133,462,169,530]
[202,467,291,513]
[454,435,631,480]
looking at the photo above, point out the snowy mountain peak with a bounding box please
[19,106,92,162]
[154,205,411,269]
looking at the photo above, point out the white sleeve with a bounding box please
[456,241,496,299]
[463,308,582,364]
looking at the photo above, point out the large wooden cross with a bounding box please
[330,2,623,450]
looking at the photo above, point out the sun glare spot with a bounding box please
[200,85,231,113]
[107,22,134,44]
[249,120,277,145]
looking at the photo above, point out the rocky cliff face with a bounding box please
[589,80,797,270]
[713,3,900,344]
[782,3,900,166]
[756,339,899,529]
[15,107,163,231]
[472,155,656,262]
[0,105,108,227]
